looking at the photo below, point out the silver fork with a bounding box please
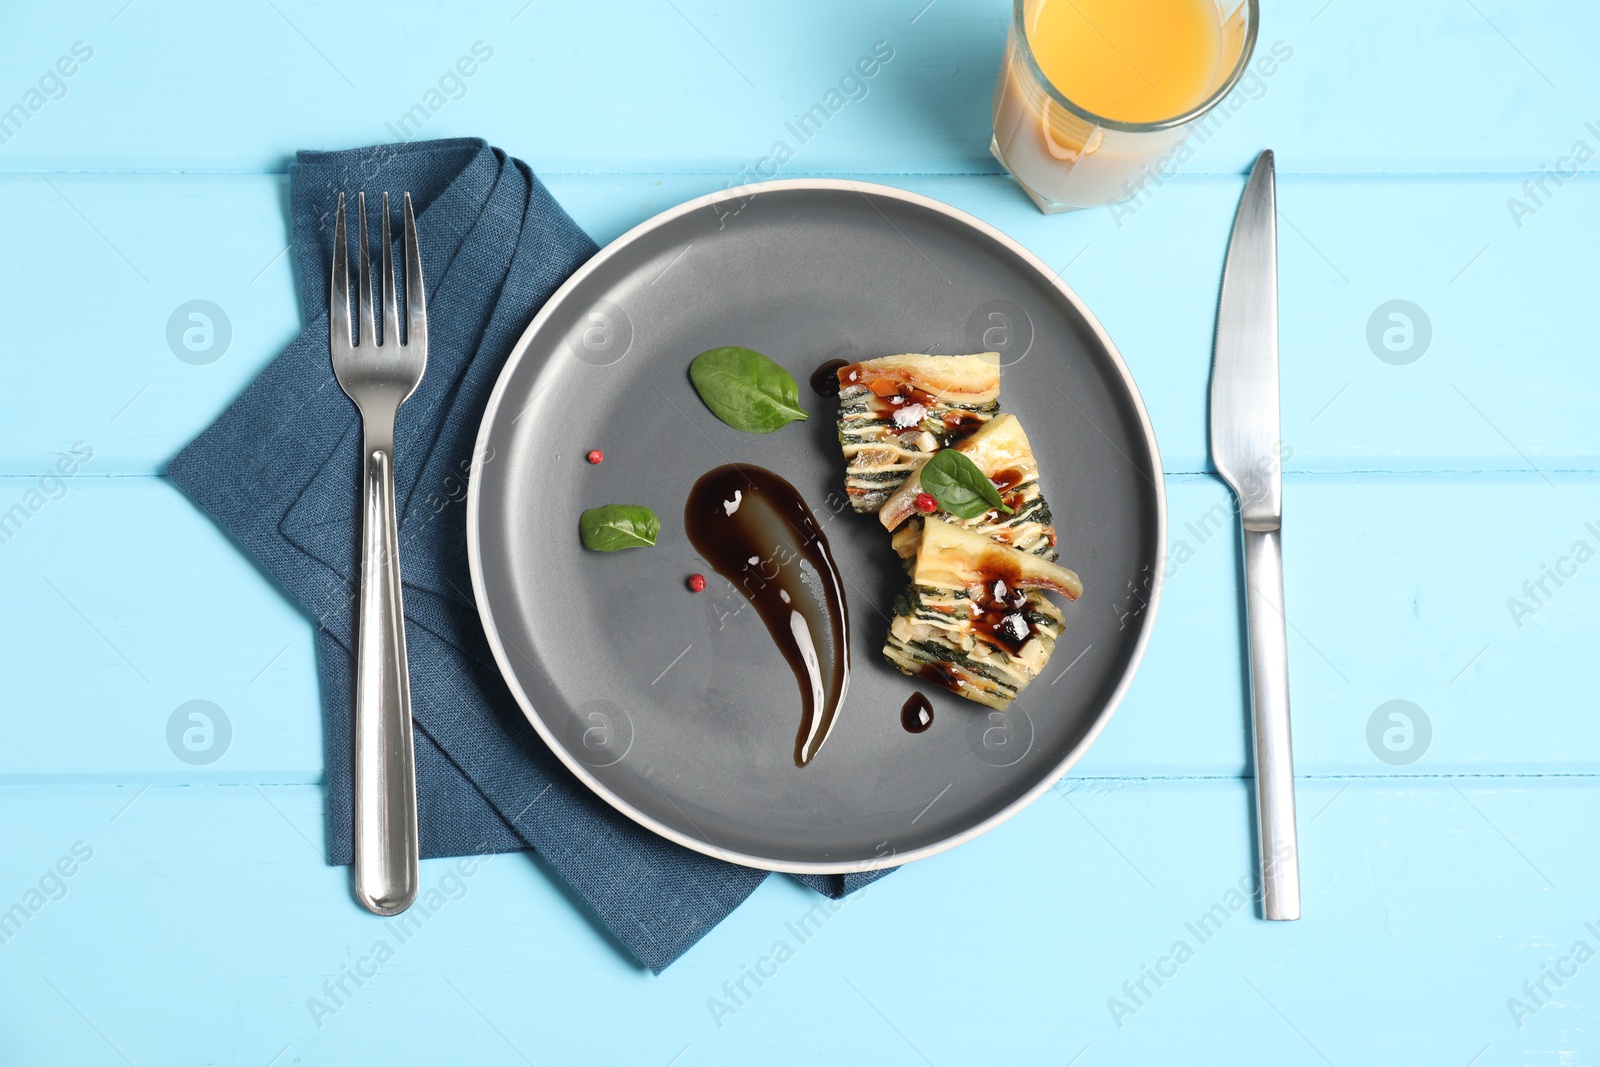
[330,191,427,916]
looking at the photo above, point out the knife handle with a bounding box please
[1241,525,1301,920]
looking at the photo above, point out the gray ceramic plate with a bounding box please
[467,179,1164,874]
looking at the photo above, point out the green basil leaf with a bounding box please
[580,504,660,551]
[920,449,1014,520]
[689,346,809,434]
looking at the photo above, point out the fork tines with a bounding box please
[329,191,427,357]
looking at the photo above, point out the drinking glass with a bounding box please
[990,0,1260,214]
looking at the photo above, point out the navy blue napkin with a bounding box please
[169,139,887,973]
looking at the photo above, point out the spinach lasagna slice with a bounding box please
[883,521,1082,710]
[878,413,1058,565]
[835,352,1000,513]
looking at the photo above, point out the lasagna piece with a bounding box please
[835,352,1000,513]
[883,521,1082,710]
[878,413,1058,565]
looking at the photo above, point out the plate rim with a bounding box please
[466,178,1167,875]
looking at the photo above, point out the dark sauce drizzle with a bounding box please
[684,464,851,767]
[918,662,966,696]
[972,576,1038,657]
[900,692,934,733]
[809,358,850,397]
[991,468,1024,493]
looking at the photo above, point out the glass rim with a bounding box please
[1009,0,1262,134]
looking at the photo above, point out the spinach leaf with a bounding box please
[689,346,809,433]
[920,449,1014,520]
[580,504,660,551]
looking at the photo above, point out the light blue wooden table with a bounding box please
[2,1,1596,1063]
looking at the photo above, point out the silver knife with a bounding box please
[1210,149,1300,920]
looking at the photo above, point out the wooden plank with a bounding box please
[0,1,1591,174]
[2,474,1594,779]
[0,778,1589,1063]
[0,476,323,780]
[1,172,1596,475]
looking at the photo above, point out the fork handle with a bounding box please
[1242,525,1300,920]
[353,441,420,916]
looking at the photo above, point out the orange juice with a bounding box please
[990,0,1255,213]
[1026,0,1223,124]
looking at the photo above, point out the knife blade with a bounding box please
[1209,149,1301,920]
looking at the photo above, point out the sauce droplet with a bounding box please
[901,692,934,733]
[684,464,851,767]
[809,357,850,397]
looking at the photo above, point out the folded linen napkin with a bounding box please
[168,138,887,972]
